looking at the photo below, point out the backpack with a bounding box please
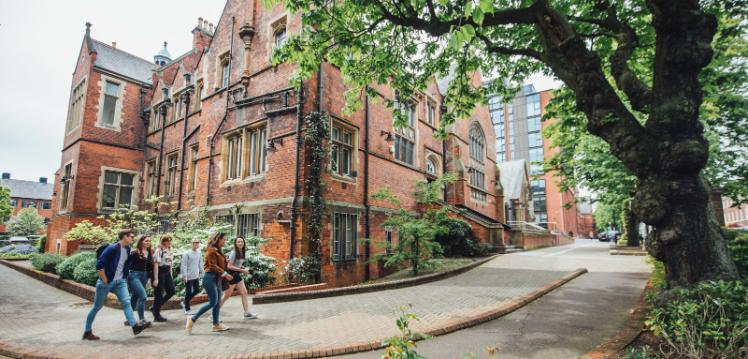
[95,243,113,260]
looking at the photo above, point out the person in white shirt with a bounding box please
[152,235,175,322]
[220,237,257,320]
[180,237,204,315]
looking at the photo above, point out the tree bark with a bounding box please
[624,204,639,247]
[532,0,738,286]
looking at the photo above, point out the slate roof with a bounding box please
[0,179,54,201]
[90,39,156,84]
[497,159,529,200]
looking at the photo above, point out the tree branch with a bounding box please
[573,6,653,112]
[371,0,537,36]
[475,33,543,61]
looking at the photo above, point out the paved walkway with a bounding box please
[0,239,649,358]
[344,239,652,358]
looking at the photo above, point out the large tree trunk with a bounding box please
[533,0,738,286]
[639,177,737,287]
[624,203,639,247]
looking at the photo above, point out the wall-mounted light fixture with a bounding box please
[380,130,395,143]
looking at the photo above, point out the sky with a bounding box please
[0,1,561,183]
[0,1,224,182]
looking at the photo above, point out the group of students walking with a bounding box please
[83,229,258,340]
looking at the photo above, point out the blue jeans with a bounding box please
[191,273,222,325]
[85,278,137,332]
[128,271,148,321]
[183,278,201,311]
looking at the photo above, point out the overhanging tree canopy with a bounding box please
[272,0,743,286]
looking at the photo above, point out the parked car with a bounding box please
[598,230,620,242]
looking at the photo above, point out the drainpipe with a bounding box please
[155,98,169,196]
[363,89,371,281]
[176,80,193,211]
[289,84,304,259]
[207,16,236,206]
[440,101,448,201]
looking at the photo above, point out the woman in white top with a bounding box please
[219,237,257,319]
[151,235,175,322]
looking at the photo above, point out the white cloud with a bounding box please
[0,0,222,181]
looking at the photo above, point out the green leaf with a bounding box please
[462,24,476,40]
[472,7,484,25]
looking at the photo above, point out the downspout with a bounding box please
[440,101,448,201]
[207,16,236,206]
[156,103,168,196]
[363,89,371,281]
[176,87,192,211]
[289,83,304,259]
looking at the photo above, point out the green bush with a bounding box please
[30,253,65,273]
[434,217,475,257]
[617,239,629,246]
[73,257,99,286]
[646,280,748,359]
[727,232,748,278]
[56,252,95,280]
[283,255,320,284]
[615,346,656,359]
[244,245,277,289]
[37,236,46,252]
[0,253,34,260]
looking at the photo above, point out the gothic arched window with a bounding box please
[469,122,486,163]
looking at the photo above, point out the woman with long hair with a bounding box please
[220,237,257,319]
[186,232,232,334]
[126,235,153,327]
[151,235,175,322]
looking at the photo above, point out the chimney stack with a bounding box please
[39,177,48,184]
[198,17,204,30]
[111,41,117,48]
[1,173,9,180]
[209,22,214,33]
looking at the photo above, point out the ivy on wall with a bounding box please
[303,111,329,260]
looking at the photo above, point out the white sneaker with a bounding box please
[244,312,259,320]
[184,309,191,316]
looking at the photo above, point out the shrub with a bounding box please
[615,346,656,359]
[434,217,474,257]
[56,252,95,280]
[646,280,748,359]
[726,232,748,278]
[617,239,629,246]
[30,253,65,273]
[37,236,46,252]
[0,253,34,260]
[243,245,277,289]
[73,257,99,286]
[283,256,320,284]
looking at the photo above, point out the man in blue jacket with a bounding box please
[83,229,148,340]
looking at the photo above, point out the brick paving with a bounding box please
[0,241,645,359]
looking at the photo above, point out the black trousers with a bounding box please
[152,266,175,317]
[183,279,201,311]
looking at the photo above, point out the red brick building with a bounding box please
[47,0,505,285]
[722,197,748,228]
[1,173,54,235]
[487,85,580,237]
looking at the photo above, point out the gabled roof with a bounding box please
[89,39,156,84]
[0,179,54,201]
[498,159,529,200]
